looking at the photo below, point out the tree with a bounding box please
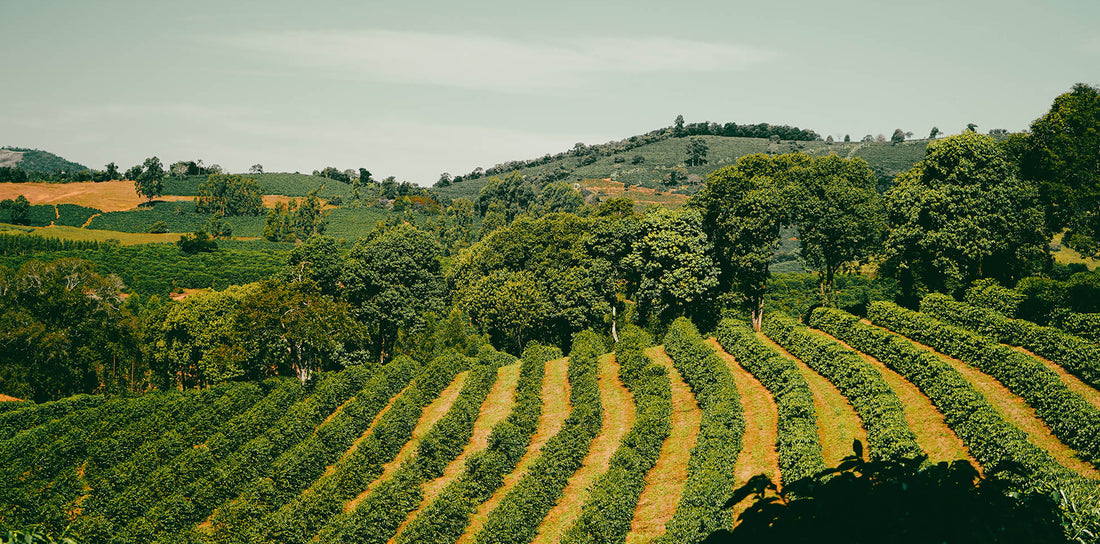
[882,132,1048,300]
[891,128,906,145]
[686,137,709,167]
[929,126,940,139]
[292,190,328,239]
[342,224,446,362]
[1019,83,1100,257]
[134,156,165,201]
[826,135,834,144]
[286,235,345,297]
[789,156,886,306]
[435,172,452,188]
[844,134,851,143]
[249,164,263,174]
[476,171,535,220]
[263,202,295,242]
[861,134,874,143]
[692,153,801,330]
[623,207,719,328]
[195,174,264,216]
[124,164,142,182]
[177,230,218,254]
[875,134,887,143]
[966,123,978,133]
[534,182,584,215]
[105,162,120,180]
[8,195,29,225]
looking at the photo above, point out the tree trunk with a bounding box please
[611,305,619,343]
[751,296,765,332]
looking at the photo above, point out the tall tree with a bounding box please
[882,132,1048,300]
[134,156,165,201]
[891,128,906,145]
[1019,83,1100,257]
[342,224,446,362]
[789,156,886,306]
[686,137,709,167]
[692,153,802,330]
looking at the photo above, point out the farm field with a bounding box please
[7,297,1100,542]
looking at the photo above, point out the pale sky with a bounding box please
[2,0,1097,184]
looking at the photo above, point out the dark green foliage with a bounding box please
[473,331,605,544]
[1056,312,1100,344]
[0,234,108,256]
[560,325,671,543]
[764,272,894,319]
[88,201,265,237]
[177,231,217,253]
[393,342,559,544]
[762,313,923,462]
[258,353,469,544]
[655,318,744,543]
[920,293,1100,401]
[195,175,264,217]
[876,298,1100,465]
[316,348,508,544]
[716,319,825,486]
[1015,271,1100,323]
[134,157,166,201]
[1,147,89,176]
[965,278,1024,316]
[810,306,1100,539]
[476,172,535,220]
[0,199,52,227]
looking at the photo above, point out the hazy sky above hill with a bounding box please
[2,0,1097,184]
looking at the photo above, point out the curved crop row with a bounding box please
[655,317,745,543]
[315,347,512,544]
[871,300,1100,466]
[560,325,672,544]
[763,313,923,462]
[715,319,825,485]
[920,294,1100,391]
[393,343,561,544]
[258,352,470,544]
[0,393,105,444]
[191,357,420,543]
[810,307,1100,534]
[121,366,374,542]
[1056,312,1100,344]
[472,331,606,544]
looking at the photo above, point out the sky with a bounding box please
[1,0,1098,185]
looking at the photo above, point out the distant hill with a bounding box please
[432,133,931,201]
[0,147,89,174]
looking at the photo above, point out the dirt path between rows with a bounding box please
[532,353,635,543]
[626,346,702,544]
[706,338,781,525]
[458,357,571,544]
[757,334,866,466]
[813,329,977,469]
[1011,346,1100,411]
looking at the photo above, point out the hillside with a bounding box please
[432,134,931,201]
[0,147,89,174]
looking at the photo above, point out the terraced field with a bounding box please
[5,296,1100,542]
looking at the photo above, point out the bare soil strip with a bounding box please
[1011,346,1100,411]
[390,363,522,543]
[706,338,781,523]
[457,357,571,544]
[757,334,866,466]
[344,371,470,513]
[865,319,1100,479]
[532,353,636,544]
[626,346,703,544]
[813,329,976,468]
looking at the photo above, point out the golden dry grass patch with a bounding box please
[0,181,191,212]
[1,224,183,245]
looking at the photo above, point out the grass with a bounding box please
[814,329,974,467]
[627,346,702,544]
[1012,346,1100,412]
[162,173,352,198]
[531,353,635,543]
[872,320,1100,479]
[0,180,190,212]
[345,371,470,512]
[706,337,782,522]
[0,223,182,245]
[757,334,866,467]
[1051,232,1099,270]
[458,356,571,544]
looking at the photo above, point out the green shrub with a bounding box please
[716,319,825,485]
[1055,312,1100,344]
[965,278,1023,316]
[763,313,923,462]
[654,317,744,543]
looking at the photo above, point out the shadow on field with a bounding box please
[704,441,1072,544]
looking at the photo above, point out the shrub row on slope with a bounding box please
[472,331,605,544]
[1055,313,1100,344]
[0,394,104,442]
[122,367,375,543]
[560,325,672,543]
[655,317,745,544]
[920,293,1100,391]
[871,299,1100,466]
[393,343,561,544]
[190,357,419,544]
[809,307,1100,536]
[315,347,512,544]
[258,352,469,544]
[716,318,825,486]
[763,313,923,462]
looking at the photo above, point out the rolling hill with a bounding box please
[0,147,89,174]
